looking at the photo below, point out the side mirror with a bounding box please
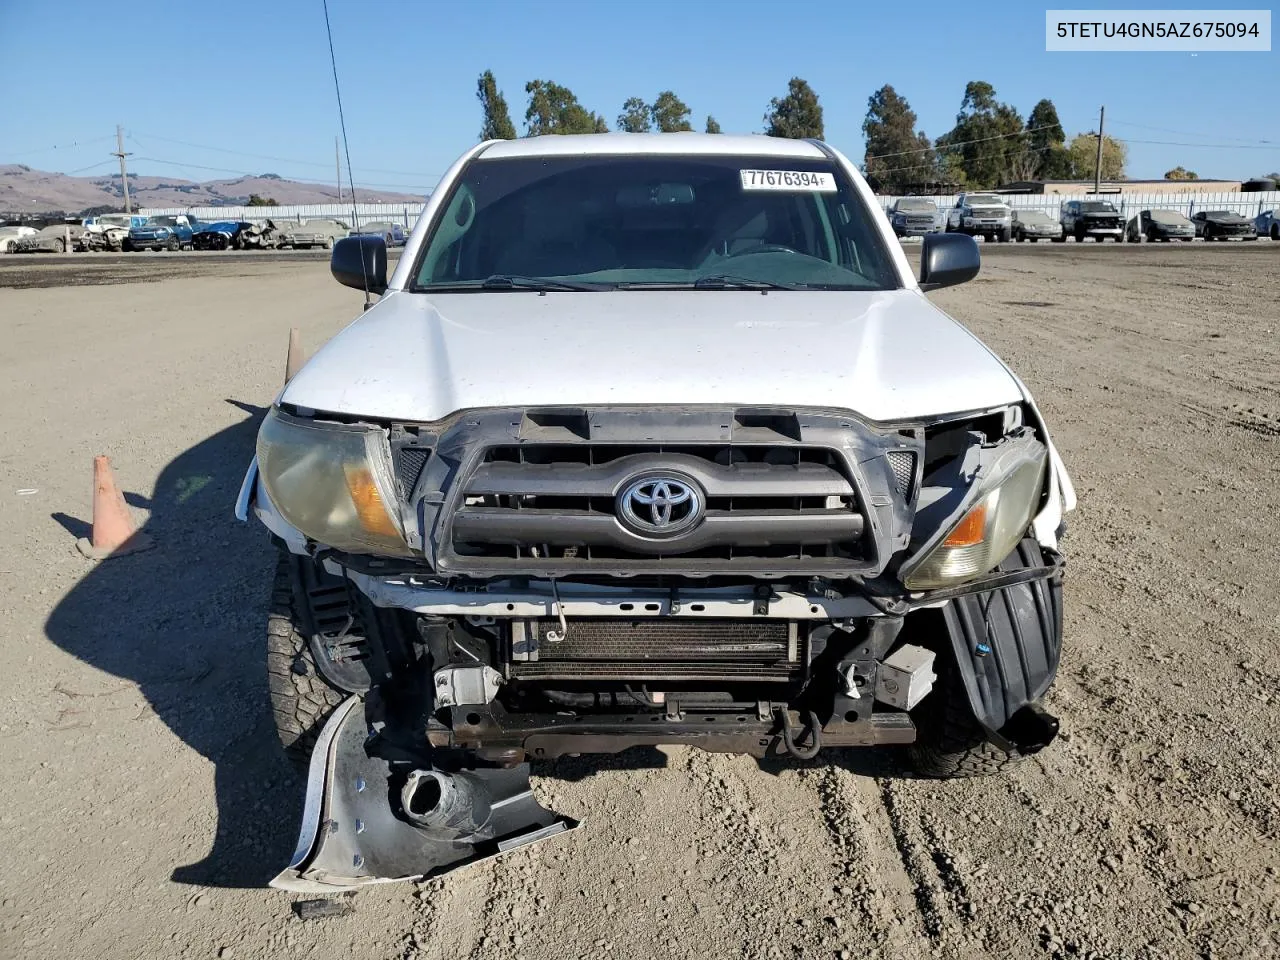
[919,233,980,292]
[331,235,388,295]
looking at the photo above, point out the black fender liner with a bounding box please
[942,538,1063,750]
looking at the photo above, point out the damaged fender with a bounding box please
[273,696,577,893]
[942,537,1063,752]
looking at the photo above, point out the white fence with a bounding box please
[137,190,1280,230]
[137,201,426,226]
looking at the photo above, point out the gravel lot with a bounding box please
[1,244,1277,960]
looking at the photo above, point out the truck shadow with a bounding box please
[44,401,299,889]
[538,745,910,782]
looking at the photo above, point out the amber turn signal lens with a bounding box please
[942,503,987,547]
[344,465,402,538]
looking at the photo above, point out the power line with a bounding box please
[1108,118,1273,146]
[323,0,369,305]
[865,123,1064,162]
[865,119,1279,171]
[127,129,437,179]
[867,141,1065,179]
[1114,138,1280,150]
[866,129,1277,180]
[9,134,116,158]
[130,156,431,192]
[64,159,118,175]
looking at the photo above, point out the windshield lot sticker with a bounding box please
[740,169,836,192]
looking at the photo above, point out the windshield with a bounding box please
[412,154,900,292]
[148,216,179,227]
[1080,202,1117,213]
[896,199,934,212]
[1017,211,1052,223]
[966,195,1002,206]
[1203,210,1232,217]
[1148,209,1189,225]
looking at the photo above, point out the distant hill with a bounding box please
[0,164,424,214]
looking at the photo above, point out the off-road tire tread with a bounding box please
[266,554,345,772]
[907,659,1025,778]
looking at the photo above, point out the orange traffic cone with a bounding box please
[75,456,155,560]
[285,327,304,383]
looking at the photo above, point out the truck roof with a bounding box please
[478,133,829,160]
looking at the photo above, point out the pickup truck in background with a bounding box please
[886,198,940,238]
[945,193,1012,242]
[1060,200,1124,243]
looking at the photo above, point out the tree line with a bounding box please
[861,81,1129,191]
[478,71,1256,190]
[477,71,819,144]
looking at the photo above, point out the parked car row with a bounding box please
[0,215,414,253]
[885,197,1274,244]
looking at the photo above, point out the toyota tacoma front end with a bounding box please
[238,133,1075,891]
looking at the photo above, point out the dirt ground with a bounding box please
[1,244,1277,960]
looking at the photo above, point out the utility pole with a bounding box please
[336,136,342,201]
[113,124,132,214]
[1092,105,1105,195]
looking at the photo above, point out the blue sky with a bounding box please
[1,0,1276,192]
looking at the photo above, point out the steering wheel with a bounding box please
[724,242,801,258]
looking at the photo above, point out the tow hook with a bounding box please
[777,707,823,760]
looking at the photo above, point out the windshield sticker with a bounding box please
[740,169,836,192]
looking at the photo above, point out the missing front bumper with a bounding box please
[272,696,577,893]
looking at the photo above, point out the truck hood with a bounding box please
[281,290,1023,423]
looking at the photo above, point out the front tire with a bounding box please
[267,554,346,772]
[907,657,1027,778]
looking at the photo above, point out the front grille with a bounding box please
[510,618,802,682]
[970,208,1005,219]
[449,443,865,568]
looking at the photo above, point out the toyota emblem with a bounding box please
[617,475,704,537]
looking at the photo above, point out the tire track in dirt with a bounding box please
[812,763,953,959]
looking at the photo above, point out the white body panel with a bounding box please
[280,289,1023,424]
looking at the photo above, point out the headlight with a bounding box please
[900,437,1046,590]
[257,408,413,556]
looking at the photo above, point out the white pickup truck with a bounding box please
[239,133,1076,891]
[946,192,1013,242]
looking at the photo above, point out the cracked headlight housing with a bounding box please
[900,436,1046,591]
[257,407,412,557]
